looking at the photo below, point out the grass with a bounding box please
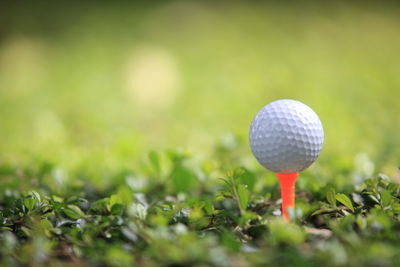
[0,148,399,266]
[0,1,399,266]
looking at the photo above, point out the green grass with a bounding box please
[0,1,399,266]
[1,148,399,266]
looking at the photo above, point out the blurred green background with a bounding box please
[0,1,399,176]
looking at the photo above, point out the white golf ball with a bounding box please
[249,99,324,173]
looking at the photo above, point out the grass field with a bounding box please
[0,1,399,266]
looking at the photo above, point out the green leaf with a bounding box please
[380,189,392,207]
[64,205,85,219]
[326,187,337,208]
[21,226,32,237]
[203,199,214,215]
[128,203,147,220]
[269,218,306,244]
[221,232,241,252]
[233,168,245,178]
[170,165,198,193]
[238,168,256,191]
[30,191,41,202]
[237,184,249,212]
[368,194,380,204]
[111,204,125,215]
[226,170,234,178]
[23,197,36,211]
[336,193,354,212]
[311,207,337,216]
[392,203,400,213]
[40,219,53,230]
[356,215,367,230]
[109,194,120,207]
[109,187,133,207]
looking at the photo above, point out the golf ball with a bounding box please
[249,99,324,173]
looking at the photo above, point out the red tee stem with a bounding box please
[276,172,299,221]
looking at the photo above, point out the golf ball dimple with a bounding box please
[249,99,324,173]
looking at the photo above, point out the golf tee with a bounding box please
[276,172,299,221]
